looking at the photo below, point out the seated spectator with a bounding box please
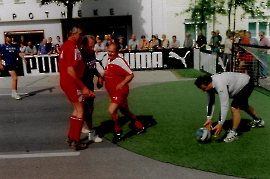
[19,42,26,55]
[53,44,60,54]
[170,36,180,48]
[149,35,158,49]
[155,34,161,48]
[183,33,193,49]
[161,34,169,49]
[95,35,100,43]
[25,41,37,56]
[38,39,52,55]
[106,40,113,51]
[94,39,105,52]
[128,34,140,50]
[140,35,149,50]
[119,38,126,51]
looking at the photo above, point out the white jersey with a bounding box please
[207,72,250,125]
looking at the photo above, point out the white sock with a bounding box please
[12,90,17,94]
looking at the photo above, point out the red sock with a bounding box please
[68,115,76,140]
[73,117,84,143]
[135,121,144,130]
[115,123,122,133]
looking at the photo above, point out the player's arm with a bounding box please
[204,91,215,130]
[213,85,230,136]
[116,73,134,91]
[95,68,103,89]
[67,66,95,98]
[18,52,27,64]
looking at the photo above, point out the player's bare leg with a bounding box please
[108,103,123,143]
[9,70,21,100]
[120,105,145,134]
[84,100,103,142]
[243,105,257,118]
[231,107,241,129]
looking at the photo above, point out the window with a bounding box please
[248,23,256,37]
[259,22,267,34]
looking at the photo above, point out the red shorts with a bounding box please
[60,81,84,103]
[107,86,129,107]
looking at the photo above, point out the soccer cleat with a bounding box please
[224,129,238,143]
[89,130,103,143]
[134,121,145,135]
[71,141,87,150]
[81,126,90,134]
[113,130,123,144]
[12,93,22,100]
[248,119,265,128]
[66,137,72,145]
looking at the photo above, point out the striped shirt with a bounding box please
[0,43,21,67]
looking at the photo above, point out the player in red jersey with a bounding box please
[59,26,95,150]
[104,43,145,143]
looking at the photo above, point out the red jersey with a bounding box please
[59,40,85,87]
[104,55,133,91]
[240,37,253,62]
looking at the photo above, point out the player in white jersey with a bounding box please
[195,72,264,143]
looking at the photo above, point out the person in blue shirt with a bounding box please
[0,33,27,100]
[38,39,52,55]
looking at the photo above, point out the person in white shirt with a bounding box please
[94,39,105,53]
[195,72,264,143]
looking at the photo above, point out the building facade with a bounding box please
[0,0,269,46]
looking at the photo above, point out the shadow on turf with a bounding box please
[20,87,55,99]
[212,118,252,143]
[84,115,157,143]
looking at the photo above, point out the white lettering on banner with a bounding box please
[152,52,163,68]
[136,53,141,69]
[129,53,135,69]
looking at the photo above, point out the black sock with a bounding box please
[232,128,237,133]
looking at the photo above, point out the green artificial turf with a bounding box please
[93,80,270,179]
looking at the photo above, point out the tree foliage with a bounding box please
[40,0,83,20]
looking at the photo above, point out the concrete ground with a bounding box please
[0,71,244,179]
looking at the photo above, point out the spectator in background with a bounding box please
[149,35,158,49]
[20,35,25,44]
[25,41,37,56]
[224,32,233,54]
[170,35,180,48]
[11,37,18,48]
[140,35,149,50]
[259,31,270,78]
[19,42,26,55]
[209,31,219,52]
[56,36,62,47]
[194,30,207,50]
[46,37,53,54]
[95,35,100,43]
[238,30,253,74]
[128,34,140,50]
[246,31,259,46]
[38,39,51,55]
[216,30,222,47]
[155,34,161,48]
[94,39,105,53]
[183,33,193,49]
[53,44,60,54]
[161,34,169,49]
[234,30,240,43]
[103,35,108,46]
[119,38,126,51]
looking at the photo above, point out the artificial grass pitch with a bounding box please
[92,80,270,179]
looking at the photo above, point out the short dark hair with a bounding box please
[172,35,176,38]
[194,75,212,88]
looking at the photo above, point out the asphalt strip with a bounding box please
[0,152,80,159]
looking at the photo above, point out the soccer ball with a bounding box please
[196,128,211,142]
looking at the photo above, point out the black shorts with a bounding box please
[4,65,17,72]
[231,79,254,109]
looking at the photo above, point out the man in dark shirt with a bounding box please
[0,33,27,100]
[195,30,207,50]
